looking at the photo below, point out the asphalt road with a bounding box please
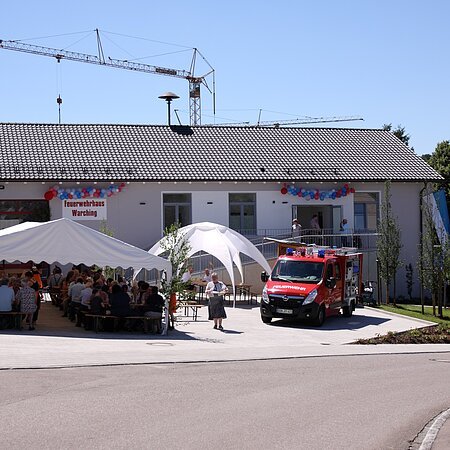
[1,353,449,450]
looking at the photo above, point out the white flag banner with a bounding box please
[62,198,107,221]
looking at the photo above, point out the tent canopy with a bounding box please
[149,222,271,291]
[0,218,171,275]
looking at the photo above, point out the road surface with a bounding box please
[1,352,449,449]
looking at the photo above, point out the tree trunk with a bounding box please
[385,281,390,305]
[421,284,424,314]
[393,274,397,307]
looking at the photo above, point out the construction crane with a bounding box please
[214,116,364,127]
[0,30,215,126]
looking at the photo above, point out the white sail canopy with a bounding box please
[149,222,271,292]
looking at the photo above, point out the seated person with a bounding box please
[142,286,165,333]
[89,289,106,315]
[109,284,131,317]
[202,268,212,283]
[0,278,14,312]
[181,266,195,290]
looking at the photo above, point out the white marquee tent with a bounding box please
[149,222,271,306]
[0,218,172,276]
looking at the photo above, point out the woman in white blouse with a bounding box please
[205,273,228,330]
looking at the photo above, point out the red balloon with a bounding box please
[281,187,288,195]
[68,193,73,199]
[44,191,54,201]
[350,187,355,193]
[314,192,319,200]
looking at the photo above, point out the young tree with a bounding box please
[159,222,192,297]
[419,193,450,318]
[99,220,116,280]
[377,181,402,305]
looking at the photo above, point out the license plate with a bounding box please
[276,308,293,314]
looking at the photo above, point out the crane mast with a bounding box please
[0,34,213,125]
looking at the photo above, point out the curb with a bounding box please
[418,407,450,450]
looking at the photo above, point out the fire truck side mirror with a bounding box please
[326,277,336,289]
[261,271,269,282]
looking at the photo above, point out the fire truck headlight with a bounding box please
[303,289,318,305]
[262,287,269,304]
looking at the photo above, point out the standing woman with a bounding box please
[205,273,228,331]
[16,279,37,330]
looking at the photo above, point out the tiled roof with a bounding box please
[0,123,442,182]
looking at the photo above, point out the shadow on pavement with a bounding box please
[269,314,390,331]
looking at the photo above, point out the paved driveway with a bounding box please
[0,303,447,369]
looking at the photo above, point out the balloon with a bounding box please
[44,191,54,201]
[281,187,287,195]
[314,192,319,200]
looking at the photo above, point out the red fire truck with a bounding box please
[260,242,363,326]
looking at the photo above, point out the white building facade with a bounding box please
[0,123,442,297]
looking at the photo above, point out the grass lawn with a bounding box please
[354,304,450,344]
[379,304,450,325]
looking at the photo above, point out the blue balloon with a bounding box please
[332,192,336,199]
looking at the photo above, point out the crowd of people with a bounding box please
[0,262,231,333]
[0,265,165,333]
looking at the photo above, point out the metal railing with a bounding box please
[138,228,379,283]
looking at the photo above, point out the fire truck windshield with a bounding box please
[271,259,324,283]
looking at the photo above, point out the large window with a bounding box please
[353,193,379,231]
[229,193,256,233]
[0,200,50,229]
[163,193,191,229]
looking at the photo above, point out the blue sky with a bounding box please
[1,0,449,154]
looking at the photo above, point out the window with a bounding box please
[353,193,379,231]
[229,193,256,233]
[334,263,341,280]
[326,263,334,280]
[163,193,191,229]
[354,203,366,230]
[0,200,50,229]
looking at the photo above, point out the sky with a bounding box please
[1,0,449,155]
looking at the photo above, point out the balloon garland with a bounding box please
[280,183,355,201]
[44,183,126,201]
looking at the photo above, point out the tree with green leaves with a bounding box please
[427,140,450,195]
[382,123,411,148]
[377,181,402,305]
[418,192,449,318]
[159,222,192,297]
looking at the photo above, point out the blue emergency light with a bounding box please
[286,247,294,255]
[318,249,325,258]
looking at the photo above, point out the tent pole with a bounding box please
[162,297,169,335]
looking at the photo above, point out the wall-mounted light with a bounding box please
[207,201,213,205]
[139,202,146,205]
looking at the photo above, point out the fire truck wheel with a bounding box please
[313,306,325,326]
[261,315,272,324]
